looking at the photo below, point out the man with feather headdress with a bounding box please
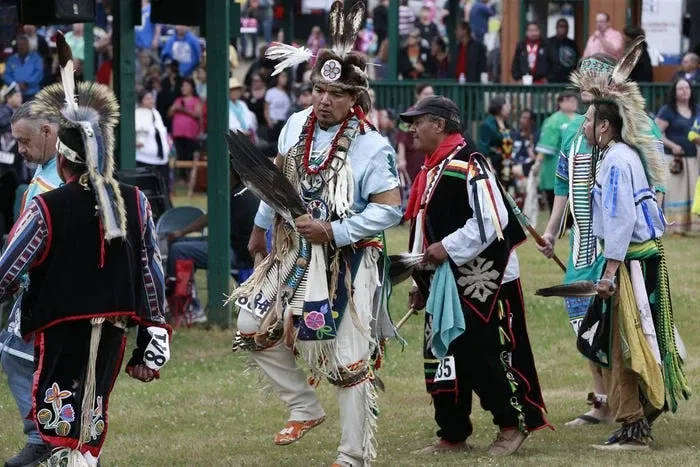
[0,34,170,466]
[536,40,667,427]
[575,50,690,449]
[229,2,402,465]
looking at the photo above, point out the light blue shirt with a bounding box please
[254,107,401,247]
[0,155,61,358]
[592,142,665,261]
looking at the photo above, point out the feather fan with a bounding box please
[225,131,307,225]
[535,281,597,298]
[389,252,424,285]
[265,42,313,76]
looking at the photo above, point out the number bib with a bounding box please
[144,326,171,371]
[433,356,456,382]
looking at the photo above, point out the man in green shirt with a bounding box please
[536,52,665,427]
[535,91,579,210]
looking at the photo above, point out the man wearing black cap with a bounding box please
[402,96,551,456]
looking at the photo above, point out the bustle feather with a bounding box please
[56,32,78,113]
[265,42,313,76]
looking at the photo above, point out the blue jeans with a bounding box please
[0,333,43,445]
[166,237,236,310]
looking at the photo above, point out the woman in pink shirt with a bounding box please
[169,78,203,182]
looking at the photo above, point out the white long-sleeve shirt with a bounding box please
[440,159,520,283]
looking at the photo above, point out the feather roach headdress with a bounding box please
[570,37,665,188]
[265,1,371,112]
[31,32,124,240]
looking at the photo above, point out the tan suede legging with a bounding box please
[601,291,645,424]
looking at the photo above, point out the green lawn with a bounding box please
[1,194,699,466]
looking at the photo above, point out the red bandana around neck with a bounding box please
[404,132,466,220]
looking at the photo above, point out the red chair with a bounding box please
[167,259,196,328]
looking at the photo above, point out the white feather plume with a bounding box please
[56,32,78,113]
[265,42,313,76]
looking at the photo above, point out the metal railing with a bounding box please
[371,81,676,137]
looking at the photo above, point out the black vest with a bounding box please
[413,147,526,323]
[21,182,144,336]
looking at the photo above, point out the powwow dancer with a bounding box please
[577,53,690,450]
[229,2,402,466]
[0,102,62,467]
[0,34,170,466]
[536,43,666,426]
[402,96,551,457]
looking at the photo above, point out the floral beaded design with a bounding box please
[321,59,342,81]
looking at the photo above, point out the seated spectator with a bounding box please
[399,29,436,79]
[547,18,579,83]
[511,22,554,84]
[194,65,207,101]
[158,60,183,131]
[431,37,450,79]
[166,176,260,322]
[582,12,624,59]
[135,89,171,196]
[135,49,157,92]
[244,73,268,135]
[64,23,86,61]
[453,21,486,82]
[135,0,162,52]
[168,78,203,182]
[4,35,44,101]
[415,5,439,48]
[673,52,700,84]
[307,26,326,67]
[623,26,653,83]
[244,44,274,87]
[469,0,496,43]
[161,26,202,78]
[291,82,313,114]
[228,77,256,137]
[264,72,292,142]
[355,18,378,56]
[396,83,435,182]
[22,25,52,86]
[0,83,26,235]
[398,0,416,44]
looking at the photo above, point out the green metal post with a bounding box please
[283,0,294,42]
[83,23,94,81]
[206,0,231,327]
[113,0,136,169]
[388,0,398,80]
[231,1,241,39]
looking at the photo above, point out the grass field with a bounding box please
[1,192,699,466]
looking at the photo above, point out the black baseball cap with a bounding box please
[399,96,461,126]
